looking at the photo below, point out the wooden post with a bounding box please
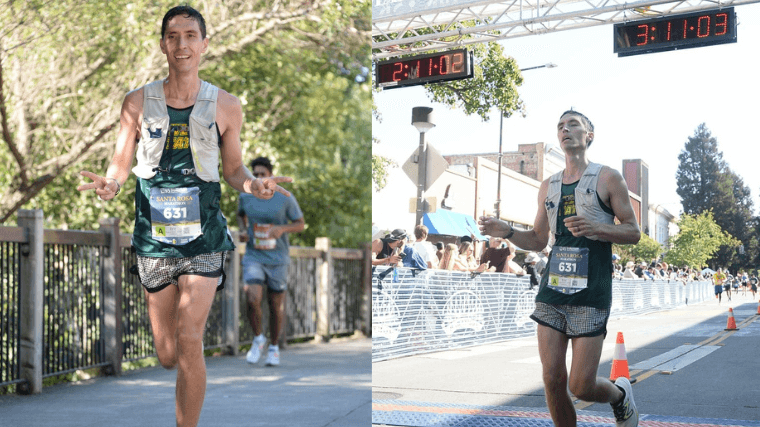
[99,218,122,376]
[315,237,332,341]
[223,242,241,355]
[17,209,44,394]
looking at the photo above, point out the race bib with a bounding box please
[254,223,277,250]
[149,187,202,245]
[547,246,590,295]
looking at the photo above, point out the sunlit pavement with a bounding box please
[0,337,371,427]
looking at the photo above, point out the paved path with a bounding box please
[373,296,760,426]
[0,337,371,427]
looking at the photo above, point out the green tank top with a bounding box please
[536,180,614,309]
[132,105,235,257]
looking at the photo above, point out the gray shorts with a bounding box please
[530,302,610,338]
[136,252,227,293]
[242,259,288,292]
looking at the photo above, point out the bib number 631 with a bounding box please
[558,262,577,273]
[163,207,187,219]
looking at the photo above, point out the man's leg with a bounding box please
[268,290,285,346]
[244,284,265,337]
[567,335,623,404]
[144,285,180,369]
[174,274,217,427]
[537,325,575,427]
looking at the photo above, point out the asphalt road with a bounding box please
[373,293,760,426]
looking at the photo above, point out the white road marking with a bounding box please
[630,344,721,371]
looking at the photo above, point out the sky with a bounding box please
[373,3,760,220]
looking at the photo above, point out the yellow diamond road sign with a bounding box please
[402,143,448,191]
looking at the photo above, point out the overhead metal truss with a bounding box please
[372,0,759,60]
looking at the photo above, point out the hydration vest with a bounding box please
[132,79,221,182]
[544,162,615,241]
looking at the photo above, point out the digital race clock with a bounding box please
[375,48,474,89]
[614,7,736,57]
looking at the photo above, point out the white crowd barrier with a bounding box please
[371,266,713,362]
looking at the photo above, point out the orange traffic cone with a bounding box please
[725,307,738,330]
[610,332,633,383]
[756,300,760,316]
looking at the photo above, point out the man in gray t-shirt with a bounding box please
[237,157,304,366]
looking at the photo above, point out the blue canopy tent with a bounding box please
[422,210,487,240]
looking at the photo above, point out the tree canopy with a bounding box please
[675,123,755,269]
[664,210,737,269]
[0,0,371,248]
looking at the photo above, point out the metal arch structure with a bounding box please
[372,0,760,60]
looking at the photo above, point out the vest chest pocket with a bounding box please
[189,116,219,179]
[574,188,597,216]
[141,117,170,148]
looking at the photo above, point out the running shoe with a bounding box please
[246,335,266,364]
[612,377,638,427]
[265,345,280,366]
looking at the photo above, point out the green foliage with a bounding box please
[372,138,396,191]
[614,233,662,266]
[664,210,737,269]
[425,41,523,122]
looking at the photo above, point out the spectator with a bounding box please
[412,225,439,269]
[397,237,427,270]
[524,252,540,289]
[623,262,637,279]
[434,242,445,263]
[480,236,510,273]
[371,229,406,266]
[634,261,646,279]
[439,243,459,270]
[536,247,550,275]
[505,241,525,275]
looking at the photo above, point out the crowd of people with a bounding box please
[371,225,551,283]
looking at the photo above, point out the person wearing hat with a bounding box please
[372,229,407,266]
[623,261,637,279]
[524,252,541,289]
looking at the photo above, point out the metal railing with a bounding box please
[371,266,714,362]
[0,210,371,394]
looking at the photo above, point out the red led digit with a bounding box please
[697,16,710,37]
[392,62,403,81]
[452,53,464,73]
[428,58,433,77]
[683,19,688,38]
[439,55,449,75]
[716,13,728,35]
[666,21,672,41]
[636,24,648,45]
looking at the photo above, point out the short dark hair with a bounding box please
[162,5,207,39]
[250,157,273,174]
[560,109,594,147]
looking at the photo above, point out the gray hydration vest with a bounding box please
[133,79,221,182]
[544,162,615,242]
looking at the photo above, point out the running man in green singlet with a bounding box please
[479,110,641,427]
[77,6,291,427]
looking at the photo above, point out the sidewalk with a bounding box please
[0,337,371,427]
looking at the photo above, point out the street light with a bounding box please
[412,106,435,226]
[495,63,558,220]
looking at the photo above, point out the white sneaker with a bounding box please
[246,336,266,364]
[612,377,639,427]
[265,345,280,366]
